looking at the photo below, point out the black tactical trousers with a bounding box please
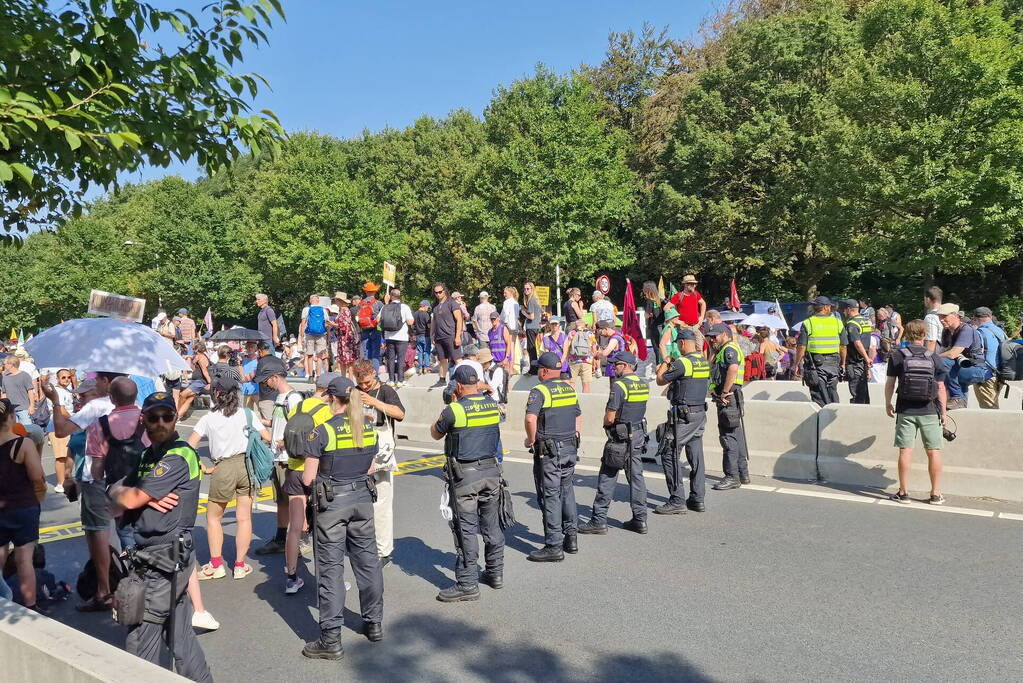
[450,460,505,586]
[662,408,707,504]
[532,439,579,546]
[846,361,870,404]
[591,431,647,524]
[805,355,841,406]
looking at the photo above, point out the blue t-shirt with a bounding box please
[977,321,1007,370]
[131,375,156,406]
[242,358,259,395]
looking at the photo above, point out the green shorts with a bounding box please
[894,413,942,450]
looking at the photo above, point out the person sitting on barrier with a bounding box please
[884,319,948,505]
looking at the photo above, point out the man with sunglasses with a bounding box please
[430,282,465,387]
[108,392,211,682]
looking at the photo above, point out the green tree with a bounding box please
[0,0,285,235]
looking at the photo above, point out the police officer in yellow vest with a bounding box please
[431,364,505,602]
[579,351,650,534]
[524,352,582,562]
[707,323,750,491]
[794,296,847,407]
[108,392,212,682]
[655,328,710,513]
[839,299,873,404]
[301,376,384,659]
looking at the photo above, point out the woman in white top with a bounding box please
[188,376,271,581]
[47,369,75,493]
[501,287,521,375]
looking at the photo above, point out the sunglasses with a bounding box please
[144,412,176,424]
[433,290,444,295]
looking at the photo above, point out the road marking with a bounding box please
[998,512,1023,521]
[776,488,875,504]
[876,500,995,517]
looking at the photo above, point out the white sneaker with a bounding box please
[197,562,227,580]
[285,575,304,595]
[233,563,253,579]
[53,484,64,494]
[192,610,220,631]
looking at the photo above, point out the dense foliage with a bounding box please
[3,0,1023,330]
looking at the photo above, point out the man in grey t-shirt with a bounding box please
[2,356,36,424]
[522,282,544,375]
[255,293,280,349]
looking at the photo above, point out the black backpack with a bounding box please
[996,339,1023,381]
[282,392,327,459]
[76,545,127,600]
[897,347,937,402]
[380,302,404,332]
[99,415,146,484]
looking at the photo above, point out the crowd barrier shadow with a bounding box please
[811,408,894,494]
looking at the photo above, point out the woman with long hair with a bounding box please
[0,398,45,611]
[188,377,271,582]
[564,287,585,327]
[501,286,522,376]
[300,376,384,658]
[642,281,666,365]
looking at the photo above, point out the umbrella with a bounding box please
[25,318,189,378]
[621,278,647,361]
[738,313,789,330]
[210,328,268,343]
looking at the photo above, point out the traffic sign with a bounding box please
[595,274,611,295]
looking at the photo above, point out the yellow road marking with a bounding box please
[38,454,444,545]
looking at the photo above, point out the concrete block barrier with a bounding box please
[1,598,184,682]
[817,404,1023,500]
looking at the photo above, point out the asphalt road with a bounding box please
[30,413,1023,682]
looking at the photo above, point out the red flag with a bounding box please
[203,307,214,333]
[621,279,647,361]
[728,279,742,311]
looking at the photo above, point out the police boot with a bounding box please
[302,629,344,660]
[712,477,741,490]
[527,545,565,562]
[436,584,481,602]
[577,520,608,535]
[364,622,383,642]
[563,534,578,554]
[686,499,706,512]
[480,571,504,589]
[739,474,751,485]
[623,518,648,534]
[653,501,687,515]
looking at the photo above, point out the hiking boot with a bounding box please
[712,477,741,491]
[577,520,608,535]
[480,571,504,589]
[302,630,344,660]
[653,502,687,515]
[436,584,481,602]
[527,545,565,562]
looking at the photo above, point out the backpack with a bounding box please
[306,305,326,335]
[98,415,146,484]
[745,351,767,381]
[282,393,322,461]
[997,339,1023,381]
[243,408,275,486]
[570,330,593,358]
[357,300,377,329]
[380,302,404,332]
[897,347,937,402]
[76,545,127,600]
[30,396,51,428]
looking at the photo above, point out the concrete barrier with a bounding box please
[0,598,184,682]
[817,404,1023,500]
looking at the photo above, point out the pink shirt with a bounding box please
[85,405,149,459]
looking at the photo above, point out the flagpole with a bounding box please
[556,264,562,317]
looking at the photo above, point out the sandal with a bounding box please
[76,594,112,612]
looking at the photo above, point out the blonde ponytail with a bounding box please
[346,389,365,448]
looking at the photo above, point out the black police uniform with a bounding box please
[525,378,581,549]
[844,314,873,404]
[306,414,384,643]
[798,314,848,407]
[123,436,211,683]
[434,394,505,588]
[588,372,649,526]
[711,342,749,484]
[661,352,711,506]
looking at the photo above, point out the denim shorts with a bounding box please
[0,505,41,547]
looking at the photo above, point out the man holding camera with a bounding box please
[884,319,948,505]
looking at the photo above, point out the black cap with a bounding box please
[325,376,356,398]
[839,298,859,309]
[252,356,287,384]
[677,328,697,341]
[537,352,562,370]
[613,351,638,366]
[811,296,832,306]
[452,365,479,385]
[973,306,993,318]
[141,391,177,415]
[706,323,731,337]
[212,375,240,392]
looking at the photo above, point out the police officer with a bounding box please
[108,392,212,682]
[431,365,505,601]
[579,351,649,534]
[301,376,384,660]
[794,296,845,406]
[707,323,750,491]
[654,328,710,513]
[524,351,582,562]
[840,299,872,404]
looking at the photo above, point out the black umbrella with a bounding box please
[210,328,269,342]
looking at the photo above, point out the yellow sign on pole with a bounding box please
[535,286,550,307]
[382,262,396,287]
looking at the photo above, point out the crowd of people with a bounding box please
[1,275,1021,680]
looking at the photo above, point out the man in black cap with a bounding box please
[707,323,750,490]
[655,328,711,513]
[108,392,212,682]
[430,364,505,602]
[794,296,846,406]
[523,351,582,562]
[579,351,649,534]
[839,299,873,404]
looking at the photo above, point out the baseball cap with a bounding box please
[420,300,430,308]
[479,291,490,299]
[177,307,188,314]
[973,306,993,318]
[810,296,832,307]
[937,303,960,316]
[677,328,697,341]
[211,375,240,392]
[548,316,564,325]
[839,298,859,309]
[315,371,341,389]
[252,356,288,384]
[325,376,356,398]
[452,365,479,385]
[706,323,731,337]
[613,351,638,366]
[72,378,97,395]
[141,391,177,414]
[537,352,562,370]
[489,311,500,319]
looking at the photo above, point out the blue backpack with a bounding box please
[306,305,326,335]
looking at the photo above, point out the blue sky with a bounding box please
[123,0,715,185]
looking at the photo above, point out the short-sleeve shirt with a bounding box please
[844,319,871,360]
[942,324,981,361]
[177,317,196,342]
[924,310,942,346]
[210,361,241,381]
[362,383,404,430]
[501,299,520,331]
[383,303,414,342]
[257,305,277,340]
[669,291,704,325]
[193,408,250,461]
[413,309,432,336]
[271,391,305,461]
[127,439,200,547]
[432,298,460,340]
[887,344,947,415]
[711,345,743,392]
[85,405,146,461]
[589,300,615,324]
[523,298,543,331]
[525,380,580,440]
[308,414,377,482]
[1,371,33,412]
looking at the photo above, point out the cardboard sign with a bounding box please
[534,286,550,307]
[87,290,145,323]
[382,262,396,287]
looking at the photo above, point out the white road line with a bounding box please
[776,488,876,504]
[997,512,1023,521]
[254,503,277,513]
[876,500,995,517]
[742,484,778,492]
[396,446,441,454]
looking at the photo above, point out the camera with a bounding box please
[942,428,956,442]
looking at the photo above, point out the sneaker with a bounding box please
[197,562,227,581]
[299,534,313,558]
[233,563,253,580]
[889,491,911,504]
[192,610,220,631]
[53,483,64,494]
[285,576,305,595]
[928,494,945,505]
